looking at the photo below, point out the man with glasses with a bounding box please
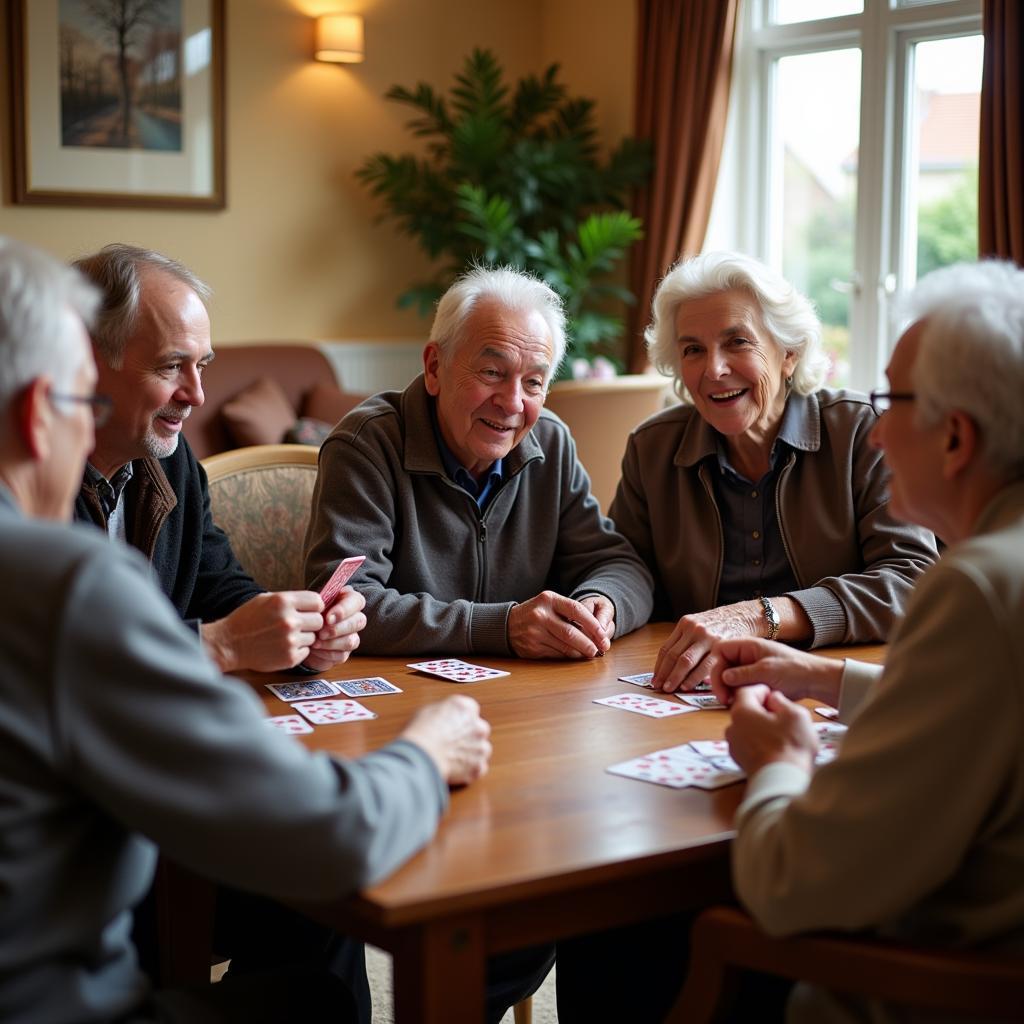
[73,244,362,674]
[0,236,493,1023]
[704,260,1024,1022]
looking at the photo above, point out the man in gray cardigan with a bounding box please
[305,266,654,658]
[0,235,492,1023]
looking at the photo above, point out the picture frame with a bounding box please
[8,0,225,209]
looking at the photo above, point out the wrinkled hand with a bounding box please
[710,637,844,708]
[400,695,492,787]
[303,588,367,671]
[652,601,762,692]
[507,591,611,659]
[201,591,324,673]
[725,685,818,775]
[578,595,616,641]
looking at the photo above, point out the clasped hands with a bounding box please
[201,588,367,673]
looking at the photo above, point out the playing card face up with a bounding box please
[607,745,745,790]
[292,699,376,725]
[407,659,510,683]
[265,679,344,702]
[593,693,697,719]
[335,677,402,697]
[320,555,366,608]
[264,714,314,735]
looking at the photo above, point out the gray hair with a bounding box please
[430,265,567,380]
[72,243,211,368]
[645,251,830,402]
[0,236,100,413]
[904,260,1024,479]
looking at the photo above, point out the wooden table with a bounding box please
[244,623,884,1023]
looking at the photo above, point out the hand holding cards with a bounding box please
[319,555,365,610]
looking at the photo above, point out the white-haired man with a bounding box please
[304,266,654,657]
[705,259,1024,1022]
[0,235,492,1023]
[73,243,362,673]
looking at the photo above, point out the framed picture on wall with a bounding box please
[8,0,225,209]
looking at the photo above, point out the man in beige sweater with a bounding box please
[713,258,1024,1023]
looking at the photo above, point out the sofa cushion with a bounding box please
[302,382,367,427]
[221,376,296,447]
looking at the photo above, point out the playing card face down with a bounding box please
[264,714,314,735]
[292,699,376,725]
[617,673,712,693]
[407,659,509,683]
[678,693,727,710]
[335,677,402,697]
[593,693,697,719]
[607,745,745,790]
[265,679,343,702]
[320,555,366,608]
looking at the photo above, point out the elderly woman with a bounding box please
[609,251,937,692]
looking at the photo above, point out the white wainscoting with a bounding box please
[319,339,423,393]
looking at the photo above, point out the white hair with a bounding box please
[72,243,211,369]
[0,237,100,413]
[903,260,1024,479]
[430,265,567,379]
[645,251,830,402]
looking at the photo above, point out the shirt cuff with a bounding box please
[837,658,884,723]
[786,586,847,647]
[470,602,516,655]
[736,761,811,828]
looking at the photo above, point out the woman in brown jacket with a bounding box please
[608,251,937,692]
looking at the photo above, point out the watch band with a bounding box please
[759,596,781,641]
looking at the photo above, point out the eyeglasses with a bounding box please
[869,390,915,416]
[49,391,114,427]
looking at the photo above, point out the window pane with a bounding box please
[771,0,862,25]
[906,35,982,285]
[771,49,861,385]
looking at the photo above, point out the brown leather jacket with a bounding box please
[608,389,938,646]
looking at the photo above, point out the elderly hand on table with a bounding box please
[507,591,613,659]
[724,684,819,776]
[400,696,492,786]
[708,637,845,709]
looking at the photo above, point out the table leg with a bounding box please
[392,915,487,1024]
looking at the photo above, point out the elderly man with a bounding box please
[702,259,1024,1022]
[0,235,493,1022]
[73,243,361,673]
[304,266,653,657]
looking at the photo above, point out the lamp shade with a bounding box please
[316,14,364,63]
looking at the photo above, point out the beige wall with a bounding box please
[0,0,634,343]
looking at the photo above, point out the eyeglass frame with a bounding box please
[49,391,114,428]
[868,390,915,416]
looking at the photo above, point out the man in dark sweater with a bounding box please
[73,244,361,673]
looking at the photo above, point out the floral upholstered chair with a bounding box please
[202,444,319,592]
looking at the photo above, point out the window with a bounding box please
[707,0,983,390]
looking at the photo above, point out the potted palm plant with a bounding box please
[356,49,652,377]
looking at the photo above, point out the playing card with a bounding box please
[688,740,742,773]
[335,677,402,697]
[607,745,745,789]
[814,705,840,720]
[593,693,697,719]
[618,672,655,687]
[813,721,848,766]
[320,555,366,608]
[265,679,344,702]
[616,672,712,693]
[677,693,728,710]
[264,714,314,735]
[407,658,510,683]
[292,699,376,725]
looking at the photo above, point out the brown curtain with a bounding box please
[626,0,739,371]
[979,0,1024,265]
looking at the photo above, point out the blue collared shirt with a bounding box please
[429,402,504,510]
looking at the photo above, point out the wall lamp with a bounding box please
[315,13,364,63]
